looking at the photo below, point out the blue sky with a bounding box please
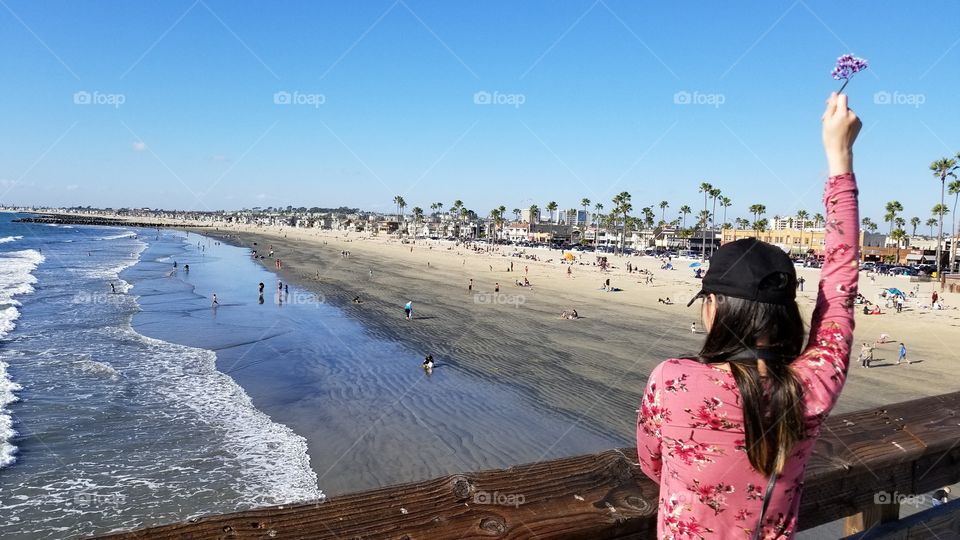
[1,0,959,228]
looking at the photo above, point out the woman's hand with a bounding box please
[822,92,862,176]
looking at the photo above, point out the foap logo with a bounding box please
[873,91,925,108]
[473,90,525,109]
[273,90,326,108]
[874,490,926,507]
[72,291,125,306]
[73,91,126,109]
[473,490,525,508]
[74,492,127,508]
[673,90,725,108]
[473,292,526,308]
[274,291,326,306]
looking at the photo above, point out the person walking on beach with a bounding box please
[494,282,500,293]
[404,301,413,320]
[895,295,904,313]
[859,342,873,368]
[211,293,219,306]
[468,279,473,292]
[897,342,907,365]
[637,92,861,538]
[797,276,805,291]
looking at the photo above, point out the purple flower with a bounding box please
[831,54,868,92]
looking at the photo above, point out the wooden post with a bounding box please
[842,499,900,535]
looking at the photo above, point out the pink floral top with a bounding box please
[637,173,859,539]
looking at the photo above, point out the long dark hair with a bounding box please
[698,293,806,476]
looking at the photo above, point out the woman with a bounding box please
[637,92,860,538]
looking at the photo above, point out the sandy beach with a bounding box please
[186,221,960,429]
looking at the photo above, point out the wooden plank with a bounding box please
[97,391,960,539]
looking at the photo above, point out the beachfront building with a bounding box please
[771,215,816,231]
[722,226,889,261]
[559,209,589,227]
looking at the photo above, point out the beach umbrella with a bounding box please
[688,262,701,268]
[564,252,576,261]
[887,288,904,296]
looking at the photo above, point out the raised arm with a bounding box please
[795,93,862,419]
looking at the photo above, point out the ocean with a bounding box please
[0,214,320,538]
[0,213,626,538]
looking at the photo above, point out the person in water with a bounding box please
[637,92,861,539]
[422,355,434,370]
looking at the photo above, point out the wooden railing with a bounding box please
[99,391,960,539]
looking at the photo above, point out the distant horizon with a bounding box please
[2,1,960,229]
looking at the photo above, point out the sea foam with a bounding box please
[0,248,44,468]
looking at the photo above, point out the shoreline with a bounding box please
[184,221,960,421]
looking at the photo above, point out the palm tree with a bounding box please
[949,178,960,271]
[460,207,471,238]
[698,182,713,259]
[890,228,908,263]
[527,204,540,239]
[926,218,938,237]
[593,202,604,248]
[910,216,921,237]
[612,192,632,254]
[796,210,809,254]
[719,196,732,228]
[393,195,405,221]
[748,204,766,232]
[412,207,424,238]
[435,202,444,216]
[512,208,521,221]
[580,198,591,237]
[679,205,692,229]
[735,217,750,230]
[862,217,878,233]
[931,157,958,277]
[658,200,669,225]
[755,218,769,233]
[884,201,903,235]
[489,208,503,242]
[642,206,655,229]
[813,213,825,228]
[546,201,558,224]
[430,202,439,216]
[709,187,721,256]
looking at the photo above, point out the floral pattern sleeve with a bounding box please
[792,172,859,419]
[637,362,667,482]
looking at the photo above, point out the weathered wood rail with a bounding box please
[99,391,960,539]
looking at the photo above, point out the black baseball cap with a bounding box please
[687,238,797,307]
